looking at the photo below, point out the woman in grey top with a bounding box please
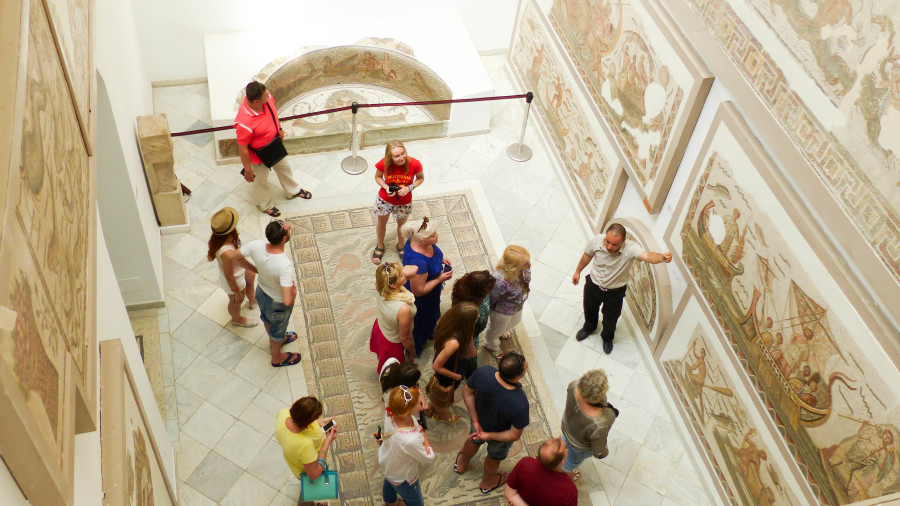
[560,369,618,478]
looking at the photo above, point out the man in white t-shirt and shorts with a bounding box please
[234,219,301,367]
[571,223,672,354]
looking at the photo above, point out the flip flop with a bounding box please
[396,243,405,259]
[292,189,312,199]
[247,301,257,310]
[271,352,301,367]
[282,331,298,346]
[432,413,461,424]
[479,472,507,494]
[231,318,258,328]
[371,246,386,265]
[453,450,465,474]
[481,345,504,360]
[572,470,582,482]
[499,332,512,340]
[264,207,281,217]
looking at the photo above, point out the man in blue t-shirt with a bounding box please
[455,353,530,494]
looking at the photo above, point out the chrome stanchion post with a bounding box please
[507,92,534,162]
[341,102,368,174]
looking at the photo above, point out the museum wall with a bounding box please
[96,0,164,307]
[508,0,900,504]
[131,0,520,82]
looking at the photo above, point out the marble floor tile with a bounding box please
[594,355,636,399]
[555,339,603,376]
[208,373,261,418]
[590,490,612,506]
[167,234,209,270]
[261,368,293,404]
[529,260,565,297]
[172,311,223,354]
[172,338,199,378]
[160,332,173,364]
[204,328,253,371]
[233,347,281,388]
[248,440,295,491]
[664,463,711,506]
[165,296,194,333]
[182,401,235,448]
[176,355,230,399]
[642,417,685,464]
[185,451,244,503]
[622,371,663,415]
[176,384,205,427]
[268,493,297,506]
[628,446,676,495]
[169,270,218,310]
[164,386,177,419]
[614,476,664,506]
[192,257,223,286]
[539,298,583,336]
[162,363,174,386]
[175,433,212,481]
[592,460,627,505]
[525,291,550,319]
[178,483,217,506]
[604,432,643,476]
[539,323,569,362]
[609,400,655,445]
[215,421,270,468]
[239,391,285,438]
[220,472,279,506]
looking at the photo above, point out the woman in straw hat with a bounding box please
[208,207,259,327]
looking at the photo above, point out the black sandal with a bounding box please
[264,207,281,217]
[292,188,312,199]
[371,246,385,265]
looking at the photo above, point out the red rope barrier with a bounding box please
[169,93,529,137]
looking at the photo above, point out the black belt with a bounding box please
[592,279,626,292]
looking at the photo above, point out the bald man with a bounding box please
[504,437,578,506]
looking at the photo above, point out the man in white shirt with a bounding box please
[234,219,301,367]
[571,223,672,354]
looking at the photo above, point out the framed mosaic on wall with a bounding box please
[0,0,96,502]
[663,0,900,348]
[100,339,177,506]
[549,0,713,213]
[657,292,812,505]
[607,217,672,352]
[508,0,628,231]
[665,102,900,505]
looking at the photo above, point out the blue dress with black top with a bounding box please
[402,239,444,356]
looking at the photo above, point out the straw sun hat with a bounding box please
[211,207,239,235]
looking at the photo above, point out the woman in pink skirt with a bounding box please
[371,261,419,371]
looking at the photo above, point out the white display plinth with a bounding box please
[204,8,493,148]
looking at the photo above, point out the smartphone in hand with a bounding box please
[442,264,452,273]
[322,420,336,432]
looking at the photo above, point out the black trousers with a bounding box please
[581,275,627,342]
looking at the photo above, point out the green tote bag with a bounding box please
[300,458,339,501]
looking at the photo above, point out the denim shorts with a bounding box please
[256,286,293,341]
[561,433,593,472]
[470,422,514,460]
[382,479,423,506]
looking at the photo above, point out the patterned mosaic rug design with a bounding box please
[286,191,559,505]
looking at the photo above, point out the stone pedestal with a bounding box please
[136,114,188,227]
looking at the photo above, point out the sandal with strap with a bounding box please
[481,345,503,360]
[479,472,507,494]
[264,207,281,217]
[453,450,465,474]
[371,246,386,265]
[432,413,461,424]
[292,188,312,199]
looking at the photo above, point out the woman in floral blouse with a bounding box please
[482,245,531,358]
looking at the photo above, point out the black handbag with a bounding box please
[249,102,288,168]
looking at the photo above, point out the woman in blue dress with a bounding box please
[401,216,453,356]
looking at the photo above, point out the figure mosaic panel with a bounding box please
[661,296,805,505]
[100,340,177,506]
[685,0,900,290]
[510,0,626,230]
[667,104,900,505]
[18,0,92,388]
[44,0,92,144]
[550,0,712,211]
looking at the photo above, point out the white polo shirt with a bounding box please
[584,236,644,289]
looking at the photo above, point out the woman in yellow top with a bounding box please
[275,396,339,482]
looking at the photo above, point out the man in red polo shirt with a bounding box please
[504,437,578,505]
[235,81,312,217]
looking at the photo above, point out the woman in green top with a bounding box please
[275,396,338,482]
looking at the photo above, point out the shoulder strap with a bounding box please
[265,102,279,129]
[605,401,620,418]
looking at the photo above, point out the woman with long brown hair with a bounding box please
[372,140,424,264]
[451,271,496,374]
[428,302,478,423]
[207,207,258,327]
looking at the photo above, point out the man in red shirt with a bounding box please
[234,81,312,217]
[504,437,578,506]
